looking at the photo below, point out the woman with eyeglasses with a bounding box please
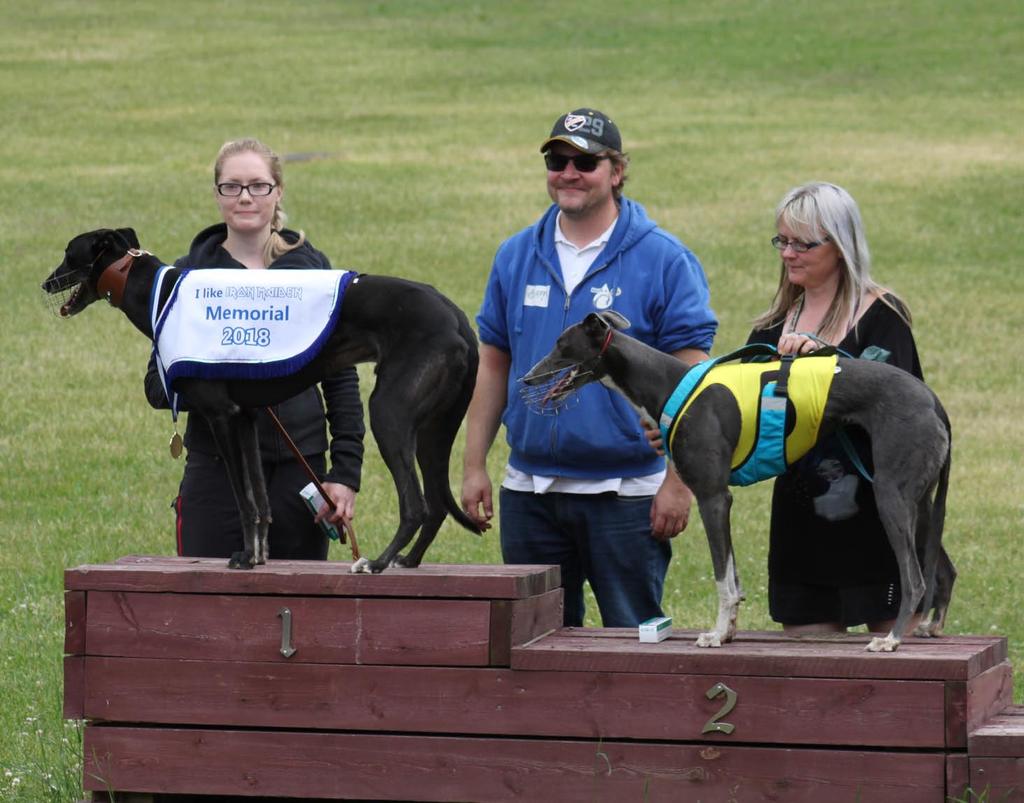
[144,138,364,560]
[746,181,924,637]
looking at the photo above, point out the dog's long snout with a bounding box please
[522,354,565,385]
[42,273,62,293]
[522,363,547,385]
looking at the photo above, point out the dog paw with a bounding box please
[350,557,371,574]
[913,622,942,638]
[696,632,723,648]
[866,634,901,652]
[391,555,421,569]
[227,551,256,570]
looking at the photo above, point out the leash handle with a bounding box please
[262,406,360,560]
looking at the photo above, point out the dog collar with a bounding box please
[96,248,146,308]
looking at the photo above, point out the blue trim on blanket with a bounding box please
[149,266,181,420]
[152,267,191,346]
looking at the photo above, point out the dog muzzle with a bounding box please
[41,273,84,318]
[519,365,589,415]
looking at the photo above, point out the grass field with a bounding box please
[1,1,1022,799]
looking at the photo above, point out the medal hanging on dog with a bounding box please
[169,429,183,459]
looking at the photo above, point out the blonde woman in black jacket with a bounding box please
[144,138,364,559]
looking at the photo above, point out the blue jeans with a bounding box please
[499,488,671,627]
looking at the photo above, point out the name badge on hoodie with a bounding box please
[524,285,550,308]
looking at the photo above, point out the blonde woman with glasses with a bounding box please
[747,181,924,637]
[144,138,364,560]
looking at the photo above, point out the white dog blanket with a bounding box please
[151,267,354,404]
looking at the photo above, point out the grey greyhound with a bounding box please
[523,310,954,652]
[43,228,482,572]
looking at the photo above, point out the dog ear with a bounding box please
[582,312,610,339]
[113,228,140,249]
[597,310,631,331]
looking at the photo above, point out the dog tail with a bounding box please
[444,340,484,536]
[444,489,485,535]
[447,311,483,535]
[930,406,952,552]
[421,317,483,537]
[418,427,481,536]
[919,403,954,626]
[420,431,483,535]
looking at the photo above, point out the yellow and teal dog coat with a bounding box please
[659,345,838,486]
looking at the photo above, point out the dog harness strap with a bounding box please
[658,359,717,450]
[773,354,795,399]
[836,426,875,484]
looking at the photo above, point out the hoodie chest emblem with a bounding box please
[591,283,621,310]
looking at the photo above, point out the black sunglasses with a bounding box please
[543,152,609,173]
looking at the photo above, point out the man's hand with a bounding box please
[641,416,665,456]
[459,344,510,534]
[461,467,494,532]
[649,469,693,541]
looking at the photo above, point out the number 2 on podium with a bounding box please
[702,681,737,735]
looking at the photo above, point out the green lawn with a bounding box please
[1,1,1021,798]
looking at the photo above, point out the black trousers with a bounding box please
[174,450,329,560]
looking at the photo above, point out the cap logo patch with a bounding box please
[563,114,588,132]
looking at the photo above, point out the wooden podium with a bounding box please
[65,556,1022,802]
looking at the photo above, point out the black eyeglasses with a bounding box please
[771,234,830,253]
[543,152,608,173]
[216,182,277,198]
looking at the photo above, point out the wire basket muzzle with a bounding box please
[519,365,590,416]
[40,272,81,318]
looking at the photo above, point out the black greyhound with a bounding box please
[43,228,482,571]
[524,311,954,652]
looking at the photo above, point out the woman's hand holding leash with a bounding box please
[778,331,825,355]
[318,482,356,528]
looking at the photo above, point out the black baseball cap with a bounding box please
[539,108,622,155]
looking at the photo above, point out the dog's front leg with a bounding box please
[206,411,261,570]
[695,489,742,648]
[237,411,270,565]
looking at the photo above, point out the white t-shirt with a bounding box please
[553,212,615,294]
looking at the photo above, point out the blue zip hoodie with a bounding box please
[478,197,717,480]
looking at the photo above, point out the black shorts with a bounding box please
[769,579,901,628]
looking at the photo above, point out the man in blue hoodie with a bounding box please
[462,108,717,627]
